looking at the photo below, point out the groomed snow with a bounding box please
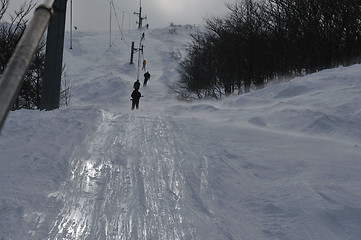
[1,26,361,240]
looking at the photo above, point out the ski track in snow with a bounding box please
[47,110,197,240]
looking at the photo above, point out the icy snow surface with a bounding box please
[1,26,361,240]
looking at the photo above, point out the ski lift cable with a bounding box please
[136,32,146,80]
[109,0,147,80]
[109,0,134,30]
[110,0,131,47]
[111,0,133,15]
[111,0,135,31]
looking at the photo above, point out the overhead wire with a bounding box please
[111,0,136,30]
[109,0,148,81]
[136,32,146,81]
[110,0,131,48]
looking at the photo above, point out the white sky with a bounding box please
[7,0,230,30]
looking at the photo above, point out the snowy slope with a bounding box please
[1,26,361,240]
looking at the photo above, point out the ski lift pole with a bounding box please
[70,0,73,49]
[39,0,68,110]
[136,38,144,81]
[136,44,141,80]
[130,41,135,64]
[0,0,54,131]
[109,0,112,47]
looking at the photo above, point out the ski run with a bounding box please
[1,26,361,240]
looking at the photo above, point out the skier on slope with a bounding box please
[133,79,140,90]
[143,71,151,86]
[131,89,142,110]
[142,59,147,70]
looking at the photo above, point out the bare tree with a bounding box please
[60,64,72,107]
[0,0,70,110]
[0,0,9,20]
[177,0,361,99]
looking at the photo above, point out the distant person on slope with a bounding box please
[131,89,142,110]
[143,71,151,86]
[142,59,147,70]
[133,79,140,90]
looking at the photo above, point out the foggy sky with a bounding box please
[7,0,230,30]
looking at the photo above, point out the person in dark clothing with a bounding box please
[143,71,151,86]
[131,89,142,110]
[133,79,140,90]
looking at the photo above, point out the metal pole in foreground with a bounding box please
[70,0,72,49]
[40,0,68,110]
[109,0,112,47]
[0,2,54,131]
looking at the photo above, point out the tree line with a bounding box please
[0,0,70,110]
[176,0,361,99]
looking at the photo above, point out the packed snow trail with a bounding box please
[32,28,361,240]
[44,109,361,240]
[44,28,208,240]
[47,110,197,239]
